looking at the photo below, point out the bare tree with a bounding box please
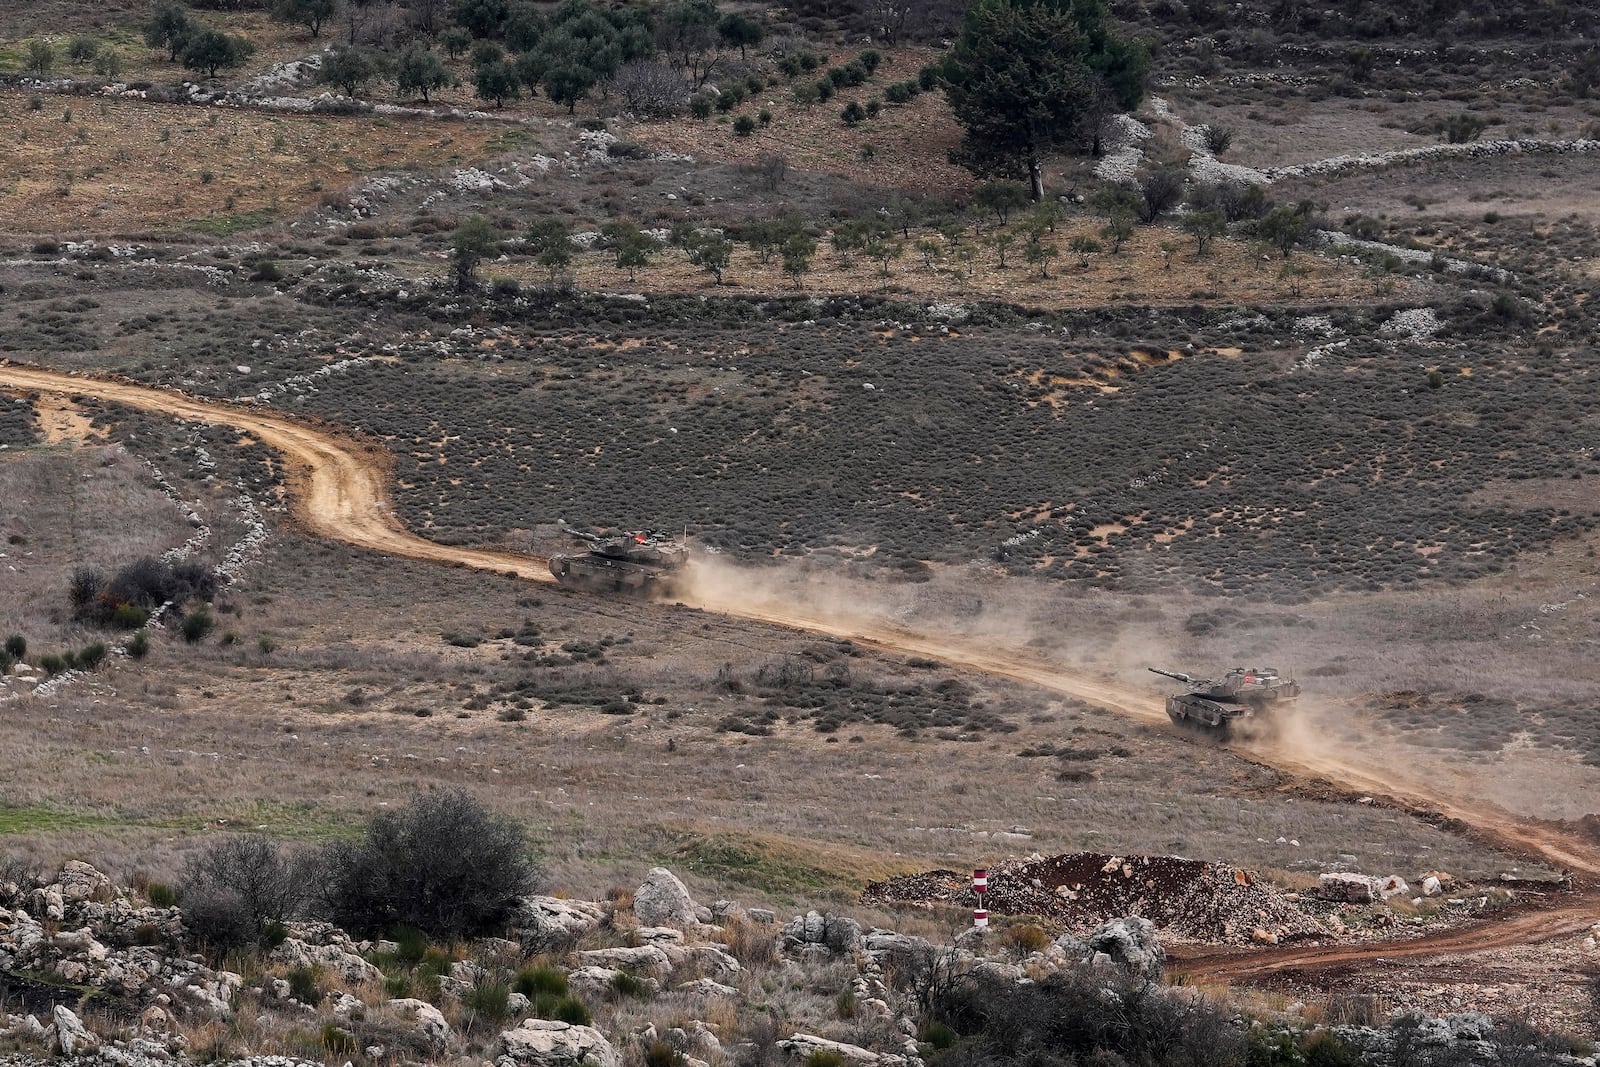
[607,59,691,118]
[180,835,313,950]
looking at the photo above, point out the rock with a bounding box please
[269,937,382,984]
[1251,928,1279,945]
[498,1019,619,1067]
[634,868,699,927]
[56,862,114,905]
[1318,873,1376,903]
[1376,875,1410,900]
[1421,876,1442,897]
[686,943,741,980]
[509,992,531,1014]
[513,896,607,946]
[52,1005,97,1056]
[777,1033,898,1065]
[332,992,363,1017]
[748,908,776,924]
[388,998,452,1047]
[677,977,740,998]
[1082,917,1165,981]
[566,965,628,1000]
[861,930,934,962]
[634,926,685,945]
[578,944,673,977]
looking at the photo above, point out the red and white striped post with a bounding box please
[972,868,989,930]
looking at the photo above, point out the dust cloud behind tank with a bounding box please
[1148,666,1301,737]
[547,527,687,597]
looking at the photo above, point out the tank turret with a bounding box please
[1147,666,1299,736]
[548,528,686,596]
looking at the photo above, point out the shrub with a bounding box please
[999,922,1052,957]
[733,115,756,136]
[865,97,882,118]
[3,635,24,659]
[791,81,819,106]
[858,48,881,73]
[288,966,323,1004]
[320,1023,357,1057]
[515,965,568,999]
[841,101,866,125]
[885,80,916,103]
[758,108,772,125]
[688,93,714,118]
[814,78,834,102]
[644,1040,684,1067]
[111,602,148,629]
[323,788,544,939]
[917,64,939,90]
[182,609,215,644]
[145,881,178,907]
[77,642,107,670]
[37,653,66,676]
[610,971,650,999]
[467,976,513,1023]
[805,1052,846,1067]
[180,836,313,951]
[549,996,591,1025]
[126,630,150,660]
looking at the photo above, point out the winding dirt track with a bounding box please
[3,360,1597,984]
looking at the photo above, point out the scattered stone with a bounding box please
[388,998,452,1047]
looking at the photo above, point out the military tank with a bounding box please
[1148,666,1300,736]
[548,527,686,596]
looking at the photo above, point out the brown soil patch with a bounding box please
[31,392,105,443]
[0,91,503,235]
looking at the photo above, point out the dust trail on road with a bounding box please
[4,361,1597,978]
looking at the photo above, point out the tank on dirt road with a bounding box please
[548,527,686,597]
[1148,666,1300,736]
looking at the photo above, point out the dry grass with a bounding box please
[0,90,504,236]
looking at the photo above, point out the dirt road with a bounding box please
[4,360,1597,984]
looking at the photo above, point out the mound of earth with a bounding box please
[862,852,1328,945]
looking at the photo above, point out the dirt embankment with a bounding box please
[5,360,1600,982]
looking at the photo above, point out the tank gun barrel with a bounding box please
[1148,667,1197,684]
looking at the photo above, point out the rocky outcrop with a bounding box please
[634,867,699,927]
[513,895,607,947]
[497,1019,619,1067]
[778,1033,906,1066]
[389,997,452,1047]
[1080,917,1165,981]
[269,922,382,984]
[783,911,863,954]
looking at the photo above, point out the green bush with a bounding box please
[77,642,107,670]
[858,48,881,73]
[688,94,713,119]
[885,80,917,104]
[145,881,178,907]
[111,603,149,629]
[805,1052,846,1067]
[643,1040,683,1067]
[5,634,26,659]
[126,630,150,660]
[550,995,591,1025]
[38,653,65,676]
[841,101,866,126]
[733,115,756,136]
[917,64,939,90]
[320,1023,357,1057]
[814,78,834,102]
[919,1020,957,1049]
[287,966,323,1004]
[516,964,568,999]
[182,609,215,644]
[467,977,513,1023]
[609,971,650,999]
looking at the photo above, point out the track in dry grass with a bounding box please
[4,358,1598,986]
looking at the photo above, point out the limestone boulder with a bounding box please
[634,868,698,927]
[497,1019,619,1067]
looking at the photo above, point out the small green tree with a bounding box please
[441,26,473,58]
[525,218,573,283]
[780,231,816,289]
[1099,210,1134,253]
[1067,234,1101,267]
[452,214,498,291]
[717,12,764,60]
[320,46,381,96]
[974,180,1030,226]
[395,46,450,103]
[1182,208,1225,255]
[1259,203,1314,258]
[27,40,54,76]
[990,231,1015,268]
[474,60,521,108]
[271,0,337,38]
[67,36,100,66]
[145,2,194,62]
[1023,236,1059,278]
[677,227,733,285]
[541,63,596,113]
[182,30,254,78]
[601,221,659,281]
[456,0,511,37]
